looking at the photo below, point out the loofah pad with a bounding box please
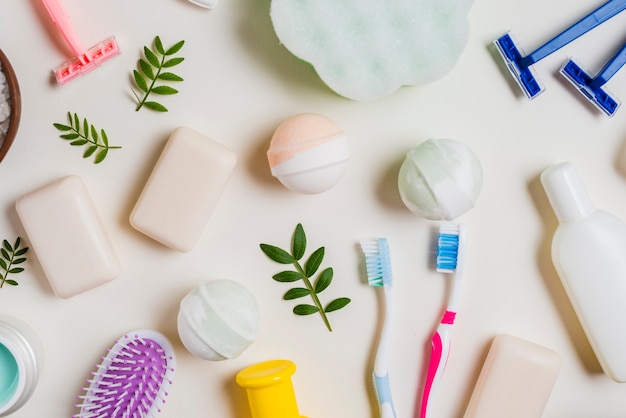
[270,0,473,101]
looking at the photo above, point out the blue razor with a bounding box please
[494,0,626,99]
[561,43,626,116]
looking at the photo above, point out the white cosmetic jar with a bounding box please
[0,316,44,417]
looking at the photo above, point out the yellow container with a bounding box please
[236,359,306,418]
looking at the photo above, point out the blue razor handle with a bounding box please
[520,0,626,67]
[495,0,626,98]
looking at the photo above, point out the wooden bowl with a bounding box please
[0,49,21,164]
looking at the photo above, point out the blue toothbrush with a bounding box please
[494,0,626,99]
[561,43,626,116]
[360,238,397,418]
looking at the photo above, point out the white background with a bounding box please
[2,0,626,417]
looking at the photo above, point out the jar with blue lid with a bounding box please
[0,316,44,417]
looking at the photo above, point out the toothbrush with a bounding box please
[360,238,397,418]
[493,0,626,98]
[40,0,120,85]
[561,42,626,116]
[73,329,176,418]
[420,223,466,418]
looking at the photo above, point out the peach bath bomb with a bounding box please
[398,138,482,220]
[177,280,260,361]
[270,0,473,101]
[267,113,350,194]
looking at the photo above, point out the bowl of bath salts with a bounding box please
[0,49,20,164]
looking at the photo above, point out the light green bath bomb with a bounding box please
[398,139,482,220]
[270,0,473,101]
[177,280,260,361]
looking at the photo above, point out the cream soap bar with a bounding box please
[130,127,237,252]
[463,334,561,418]
[15,176,121,298]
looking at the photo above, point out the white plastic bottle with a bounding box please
[541,161,626,382]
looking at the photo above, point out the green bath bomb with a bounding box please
[177,280,260,361]
[398,139,482,220]
[270,0,473,101]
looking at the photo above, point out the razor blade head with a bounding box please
[494,33,544,99]
[54,36,120,85]
[561,59,620,117]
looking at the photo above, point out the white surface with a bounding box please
[1,0,626,417]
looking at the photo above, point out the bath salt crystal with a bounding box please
[0,63,10,147]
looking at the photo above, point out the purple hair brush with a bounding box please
[73,329,176,418]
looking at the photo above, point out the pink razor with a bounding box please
[40,0,120,85]
[420,223,466,418]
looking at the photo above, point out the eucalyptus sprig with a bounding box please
[260,223,351,332]
[132,36,185,112]
[53,112,121,164]
[0,237,28,288]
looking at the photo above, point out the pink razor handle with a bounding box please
[40,0,120,85]
[420,310,456,418]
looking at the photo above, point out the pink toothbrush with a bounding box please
[420,223,466,418]
[40,0,120,85]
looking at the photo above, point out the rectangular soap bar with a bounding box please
[130,126,237,252]
[15,175,121,298]
[463,334,561,418]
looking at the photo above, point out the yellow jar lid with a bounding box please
[236,359,296,389]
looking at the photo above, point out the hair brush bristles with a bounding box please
[73,330,176,418]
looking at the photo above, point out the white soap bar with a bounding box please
[463,334,561,418]
[130,127,237,252]
[15,176,121,298]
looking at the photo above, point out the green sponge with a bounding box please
[270,0,473,101]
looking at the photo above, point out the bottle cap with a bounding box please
[236,359,306,418]
[540,162,595,222]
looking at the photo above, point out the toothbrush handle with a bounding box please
[373,372,397,418]
[420,311,456,418]
[373,285,397,418]
[41,0,86,55]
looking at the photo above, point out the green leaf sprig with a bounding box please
[260,223,351,332]
[132,36,185,112]
[0,237,28,288]
[53,112,121,164]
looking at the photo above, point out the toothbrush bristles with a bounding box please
[436,223,460,273]
[360,238,392,287]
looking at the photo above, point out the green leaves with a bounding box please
[325,297,351,312]
[0,237,28,288]
[260,223,351,332]
[132,36,185,112]
[259,244,294,264]
[53,112,121,164]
